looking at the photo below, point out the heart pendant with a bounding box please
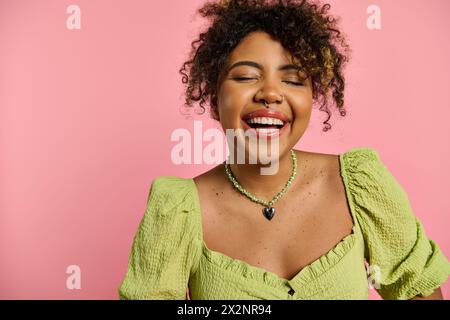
[263,207,275,220]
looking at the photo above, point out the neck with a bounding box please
[225,149,296,199]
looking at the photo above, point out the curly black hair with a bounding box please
[179,0,351,132]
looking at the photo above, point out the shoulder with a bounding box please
[331,146,409,204]
[336,148,418,244]
[338,146,408,200]
[149,176,195,197]
[192,163,230,197]
[293,146,380,165]
[340,146,381,171]
[145,176,198,217]
[292,149,346,187]
[151,175,192,190]
[308,147,416,229]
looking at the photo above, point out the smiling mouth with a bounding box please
[242,118,287,130]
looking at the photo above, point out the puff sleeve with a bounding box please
[343,147,450,300]
[118,177,202,300]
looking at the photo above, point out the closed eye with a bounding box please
[284,81,304,86]
[233,77,256,81]
[233,77,304,86]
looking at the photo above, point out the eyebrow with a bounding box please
[226,60,302,73]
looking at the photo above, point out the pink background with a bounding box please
[1,0,449,299]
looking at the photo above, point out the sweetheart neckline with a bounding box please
[189,152,361,287]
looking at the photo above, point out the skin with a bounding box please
[213,31,313,196]
[193,31,443,300]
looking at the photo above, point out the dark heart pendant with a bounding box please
[263,207,275,221]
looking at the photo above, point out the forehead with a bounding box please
[227,31,299,66]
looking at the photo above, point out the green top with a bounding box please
[118,147,450,300]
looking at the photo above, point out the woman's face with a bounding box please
[215,31,313,160]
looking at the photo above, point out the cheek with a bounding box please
[287,92,313,138]
[290,92,313,123]
[218,83,248,108]
[217,83,251,119]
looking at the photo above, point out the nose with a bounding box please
[254,79,284,107]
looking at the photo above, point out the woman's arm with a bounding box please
[411,287,443,300]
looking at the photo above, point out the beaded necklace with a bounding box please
[224,150,297,221]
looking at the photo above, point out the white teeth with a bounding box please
[246,117,284,125]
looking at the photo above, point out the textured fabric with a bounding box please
[118,147,450,300]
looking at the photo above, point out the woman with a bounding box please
[118,0,450,300]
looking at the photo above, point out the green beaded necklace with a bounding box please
[224,149,297,221]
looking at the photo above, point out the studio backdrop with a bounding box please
[1,0,449,299]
